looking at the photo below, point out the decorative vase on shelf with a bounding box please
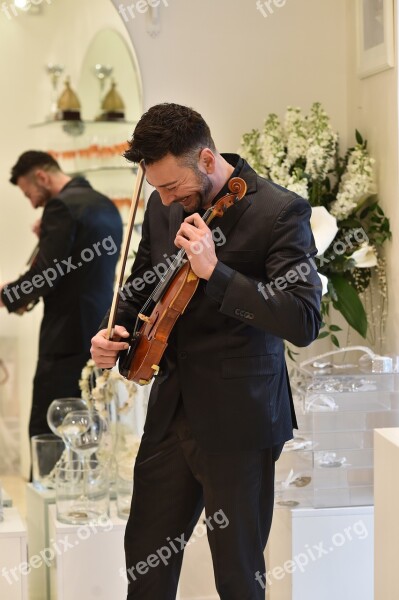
[96,78,126,121]
[57,76,82,121]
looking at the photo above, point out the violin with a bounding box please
[113,175,247,385]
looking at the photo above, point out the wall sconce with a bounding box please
[146,6,161,37]
[8,0,43,16]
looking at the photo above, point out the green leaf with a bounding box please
[355,130,364,145]
[329,324,342,332]
[331,334,340,347]
[329,274,368,337]
[317,331,330,339]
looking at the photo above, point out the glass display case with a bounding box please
[276,348,399,508]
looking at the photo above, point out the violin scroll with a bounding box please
[207,176,247,221]
[228,177,247,199]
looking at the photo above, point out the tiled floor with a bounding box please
[1,474,27,518]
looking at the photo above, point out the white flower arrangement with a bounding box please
[79,359,137,414]
[240,103,391,348]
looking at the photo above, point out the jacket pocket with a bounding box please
[221,354,278,378]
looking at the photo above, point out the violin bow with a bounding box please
[106,160,146,341]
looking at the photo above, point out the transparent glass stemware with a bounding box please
[46,397,88,467]
[59,409,106,520]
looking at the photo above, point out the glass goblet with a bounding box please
[59,409,107,520]
[47,397,88,438]
[46,397,87,467]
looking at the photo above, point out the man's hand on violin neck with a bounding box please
[175,213,217,281]
[90,325,130,369]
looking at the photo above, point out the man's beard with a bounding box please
[35,184,52,207]
[182,169,213,213]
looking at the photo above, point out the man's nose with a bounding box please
[159,190,177,206]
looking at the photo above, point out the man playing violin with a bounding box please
[0,151,123,440]
[91,103,322,600]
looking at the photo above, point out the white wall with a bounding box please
[112,0,349,149]
[346,1,399,354]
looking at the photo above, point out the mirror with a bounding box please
[77,27,142,122]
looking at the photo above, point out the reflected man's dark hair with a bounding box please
[10,151,61,185]
[123,103,216,166]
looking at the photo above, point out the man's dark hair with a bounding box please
[124,103,216,166]
[10,151,61,185]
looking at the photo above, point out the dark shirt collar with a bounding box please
[59,176,92,193]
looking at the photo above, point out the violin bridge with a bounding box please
[151,364,160,375]
[138,313,151,323]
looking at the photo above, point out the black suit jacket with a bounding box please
[107,156,322,451]
[2,177,123,358]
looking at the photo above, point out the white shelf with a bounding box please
[0,508,28,600]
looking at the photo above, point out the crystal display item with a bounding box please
[31,433,65,490]
[47,397,88,440]
[56,459,109,525]
[45,63,64,121]
[55,409,108,524]
[275,347,399,509]
[93,64,113,113]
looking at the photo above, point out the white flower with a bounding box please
[330,145,375,220]
[285,107,309,165]
[310,206,338,256]
[305,103,338,180]
[318,273,329,296]
[348,244,378,268]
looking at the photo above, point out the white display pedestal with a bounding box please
[1,486,13,507]
[25,483,55,600]
[0,507,29,600]
[266,505,374,600]
[48,503,127,600]
[374,427,399,600]
[48,504,182,600]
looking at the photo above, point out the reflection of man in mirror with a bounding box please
[363,0,384,50]
[0,151,123,439]
[91,104,322,599]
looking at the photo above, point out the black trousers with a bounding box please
[29,352,90,438]
[125,403,281,600]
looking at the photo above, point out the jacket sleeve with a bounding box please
[1,199,76,313]
[205,195,322,347]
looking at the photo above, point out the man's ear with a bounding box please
[34,169,51,187]
[199,148,216,174]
